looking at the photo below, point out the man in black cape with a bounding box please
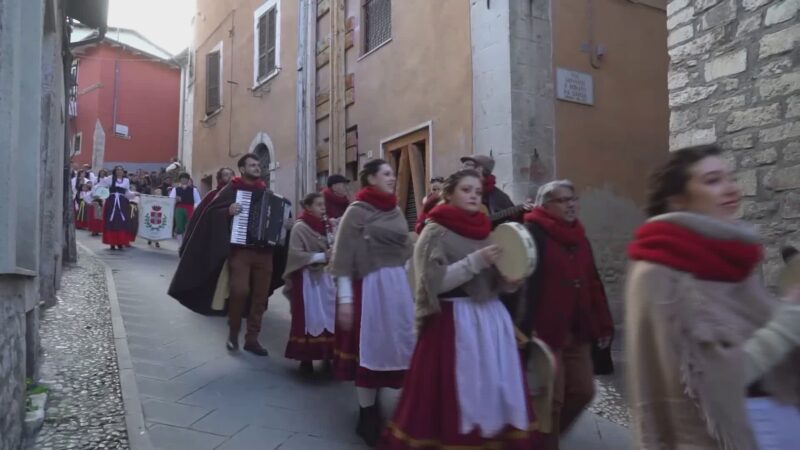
[168,154,291,356]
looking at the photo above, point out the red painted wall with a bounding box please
[70,44,180,168]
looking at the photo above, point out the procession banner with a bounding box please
[138,194,175,241]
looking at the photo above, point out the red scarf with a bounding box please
[355,186,397,211]
[298,211,326,235]
[323,188,350,207]
[628,221,762,282]
[524,207,586,246]
[483,174,497,193]
[229,176,267,191]
[414,194,442,234]
[428,204,491,240]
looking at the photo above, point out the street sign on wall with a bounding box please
[556,68,594,106]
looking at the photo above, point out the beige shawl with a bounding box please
[282,220,328,295]
[625,212,800,450]
[329,201,412,279]
[413,222,503,330]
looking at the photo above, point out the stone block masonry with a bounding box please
[667,0,800,284]
[0,279,31,450]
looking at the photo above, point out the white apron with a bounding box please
[301,269,336,336]
[358,266,416,371]
[449,297,529,437]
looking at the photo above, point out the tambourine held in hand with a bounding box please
[490,222,537,280]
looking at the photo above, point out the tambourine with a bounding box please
[490,222,537,280]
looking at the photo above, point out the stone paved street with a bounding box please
[29,247,128,450]
[70,230,631,450]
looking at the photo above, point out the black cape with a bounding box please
[167,184,289,316]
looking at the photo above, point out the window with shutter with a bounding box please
[363,0,391,54]
[257,14,267,80]
[266,8,277,74]
[254,1,279,85]
[206,51,221,115]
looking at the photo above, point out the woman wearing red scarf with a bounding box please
[282,193,336,374]
[329,159,415,446]
[626,145,800,450]
[378,169,540,450]
[518,179,613,450]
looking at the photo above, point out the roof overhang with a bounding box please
[66,0,109,31]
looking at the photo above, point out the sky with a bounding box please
[107,0,195,55]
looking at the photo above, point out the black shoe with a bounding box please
[155,242,161,248]
[299,361,314,374]
[356,405,380,447]
[243,342,269,356]
[226,334,239,351]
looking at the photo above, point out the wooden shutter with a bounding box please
[266,8,277,74]
[257,14,267,80]
[205,52,221,114]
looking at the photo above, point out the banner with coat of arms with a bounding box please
[138,194,175,241]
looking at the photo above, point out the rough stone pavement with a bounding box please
[76,231,631,450]
[28,246,128,450]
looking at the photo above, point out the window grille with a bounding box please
[363,0,391,53]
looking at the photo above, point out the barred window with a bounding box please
[362,0,391,54]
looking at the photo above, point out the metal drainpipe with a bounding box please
[111,59,120,135]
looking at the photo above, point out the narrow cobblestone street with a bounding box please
[22,231,634,450]
[29,248,128,450]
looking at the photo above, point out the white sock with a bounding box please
[379,388,402,418]
[356,387,377,407]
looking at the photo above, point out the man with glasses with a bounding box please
[517,180,614,450]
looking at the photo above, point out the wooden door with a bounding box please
[382,128,429,230]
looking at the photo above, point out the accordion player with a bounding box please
[230,190,292,247]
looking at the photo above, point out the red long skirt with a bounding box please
[87,204,104,234]
[75,202,88,229]
[102,199,132,246]
[284,272,335,362]
[378,302,540,450]
[332,280,406,389]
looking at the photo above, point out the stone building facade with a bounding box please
[0,1,106,448]
[667,0,800,283]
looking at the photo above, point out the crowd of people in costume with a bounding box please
[160,144,799,450]
[71,161,201,250]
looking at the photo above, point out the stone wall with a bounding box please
[0,280,30,450]
[667,0,800,283]
[470,0,556,203]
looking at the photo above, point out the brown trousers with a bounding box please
[540,334,595,450]
[227,247,273,344]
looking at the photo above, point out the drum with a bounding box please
[92,185,110,200]
[525,336,557,433]
[490,222,537,280]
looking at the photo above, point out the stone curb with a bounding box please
[77,242,153,450]
[24,392,47,437]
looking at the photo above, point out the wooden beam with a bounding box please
[395,148,410,212]
[328,0,347,175]
[408,143,426,212]
[317,0,330,17]
[382,128,429,153]
[315,90,330,106]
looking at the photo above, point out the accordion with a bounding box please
[230,190,291,247]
